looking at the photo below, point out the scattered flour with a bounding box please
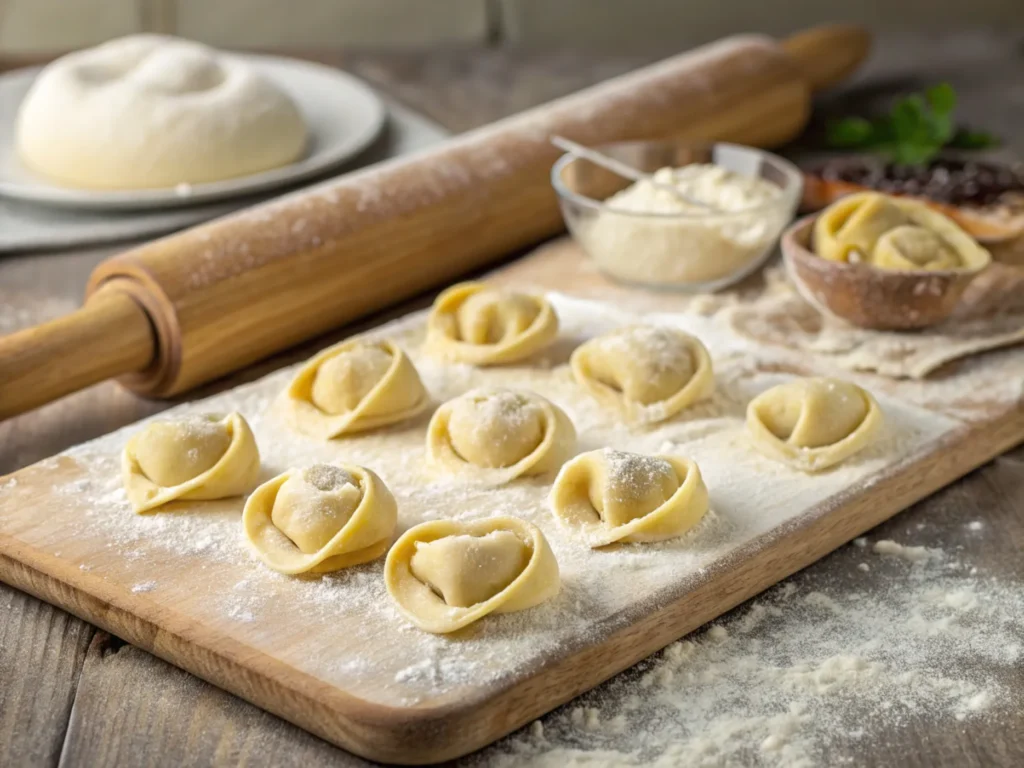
[227,605,255,623]
[872,539,939,563]
[393,656,484,692]
[130,581,157,593]
[0,294,962,709]
[479,539,1021,767]
[0,291,1008,766]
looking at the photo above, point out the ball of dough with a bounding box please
[16,34,307,189]
[446,390,545,468]
[410,531,529,608]
[133,416,231,487]
[310,343,393,415]
[271,464,363,553]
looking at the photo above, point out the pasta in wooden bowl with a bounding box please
[783,192,992,330]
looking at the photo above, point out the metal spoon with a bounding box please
[550,135,715,210]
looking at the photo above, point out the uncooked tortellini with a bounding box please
[814,192,990,272]
[747,377,883,472]
[284,338,429,439]
[571,325,714,424]
[427,388,576,485]
[384,516,559,633]
[122,412,260,513]
[243,463,396,574]
[550,449,708,547]
[426,281,558,365]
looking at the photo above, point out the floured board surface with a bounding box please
[2,244,1024,765]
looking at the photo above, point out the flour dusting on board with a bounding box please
[2,294,958,711]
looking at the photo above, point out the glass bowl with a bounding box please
[551,140,803,292]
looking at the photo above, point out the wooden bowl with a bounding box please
[781,214,990,330]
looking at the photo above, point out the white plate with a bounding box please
[0,54,386,211]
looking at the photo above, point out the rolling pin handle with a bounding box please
[0,286,156,420]
[782,24,871,92]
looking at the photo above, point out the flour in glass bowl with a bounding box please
[607,165,781,215]
[576,162,795,288]
[2,293,960,714]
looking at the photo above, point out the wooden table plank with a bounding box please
[0,584,95,768]
[58,637,366,768]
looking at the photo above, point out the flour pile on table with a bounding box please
[480,537,1022,768]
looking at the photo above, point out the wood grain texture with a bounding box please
[0,287,154,419]
[1,410,1021,764]
[0,27,873,417]
[84,32,807,400]
[59,636,364,768]
[780,24,871,90]
[1,322,1021,764]
[0,582,95,767]
[12,447,1023,768]
[1,35,1023,768]
[2,193,1023,766]
[6,446,1014,768]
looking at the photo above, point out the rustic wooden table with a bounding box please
[2,33,1023,767]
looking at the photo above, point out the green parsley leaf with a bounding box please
[925,83,956,115]
[822,84,997,165]
[826,117,874,147]
[948,128,1000,150]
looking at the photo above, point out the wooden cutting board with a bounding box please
[1,239,1023,766]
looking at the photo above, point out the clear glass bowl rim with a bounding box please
[550,140,804,221]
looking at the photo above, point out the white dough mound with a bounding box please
[16,35,308,189]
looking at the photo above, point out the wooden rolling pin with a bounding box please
[0,25,870,419]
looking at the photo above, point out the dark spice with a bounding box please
[810,157,1024,207]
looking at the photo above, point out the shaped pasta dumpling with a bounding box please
[571,325,714,424]
[122,412,260,513]
[747,377,883,472]
[284,337,429,439]
[425,281,558,365]
[813,192,990,272]
[550,449,708,547]
[385,516,559,633]
[243,463,397,574]
[427,388,575,485]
